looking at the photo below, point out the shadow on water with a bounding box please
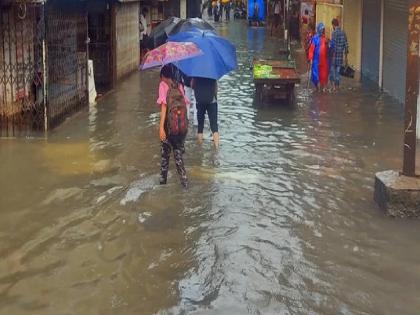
[1,18,420,315]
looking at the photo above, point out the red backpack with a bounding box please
[166,85,188,137]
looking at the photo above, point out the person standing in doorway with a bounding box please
[191,77,220,148]
[140,8,150,56]
[271,0,282,35]
[330,18,349,91]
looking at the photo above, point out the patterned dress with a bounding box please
[308,33,329,87]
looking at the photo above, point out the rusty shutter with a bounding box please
[361,0,381,83]
[382,0,408,103]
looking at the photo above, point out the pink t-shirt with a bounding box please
[156,81,190,106]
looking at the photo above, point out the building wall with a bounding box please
[418,80,420,138]
[180,0,187,18]
[343,0,362,71]
[315,3,342,39]
[114,2,140,81]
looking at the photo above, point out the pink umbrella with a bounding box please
[140,41,203,70]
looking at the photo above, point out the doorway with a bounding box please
[88,2,113,93]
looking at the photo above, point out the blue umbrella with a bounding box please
[168,30,237,80]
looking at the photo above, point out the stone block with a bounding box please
[374,170,420,218]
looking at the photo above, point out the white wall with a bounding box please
[180,0,187,18]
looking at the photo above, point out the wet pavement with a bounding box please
[1,21,420,315]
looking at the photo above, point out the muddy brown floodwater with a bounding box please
[1,21,420,315]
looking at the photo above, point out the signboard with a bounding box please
[301,2,314,26]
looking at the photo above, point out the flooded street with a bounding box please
[2,21,420,315]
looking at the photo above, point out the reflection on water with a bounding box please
[1,21,420,315]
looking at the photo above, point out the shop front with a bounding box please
[88,0,114,92]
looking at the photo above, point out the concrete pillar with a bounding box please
[402,1,419,176]
[379,0,384,89]
[374,1,420,217]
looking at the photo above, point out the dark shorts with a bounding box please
[197,102,218,134]
[273,13,281,27]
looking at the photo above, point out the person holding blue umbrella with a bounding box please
[192,77,219,147]
[168,29,237,148]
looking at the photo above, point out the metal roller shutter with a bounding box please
[361,0,381,83]
[382,0,408,103]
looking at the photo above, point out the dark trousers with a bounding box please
[197,102,218,134]
[160,136,187,187]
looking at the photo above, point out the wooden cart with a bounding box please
[253,59,301,105]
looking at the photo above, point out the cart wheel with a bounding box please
[255,84,263,104]
[287,86,295,105]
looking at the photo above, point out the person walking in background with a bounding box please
[308,23,329,91]
[225,1,231,21]
[270,0,282,36]
[304,22,315,61]
[192,77,220,149]
[208,0,213,16]
[289,9,300,42]
[157,65,190,188]
[330,18,349,91]
[253,0,260,25]
[213,0,220,21]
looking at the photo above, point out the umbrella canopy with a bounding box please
[168,18,216,36]
[168,30,237,80]
[140,41,203,70]
[146,17,182,50]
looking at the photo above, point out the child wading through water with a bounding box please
[157,65,189,188]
